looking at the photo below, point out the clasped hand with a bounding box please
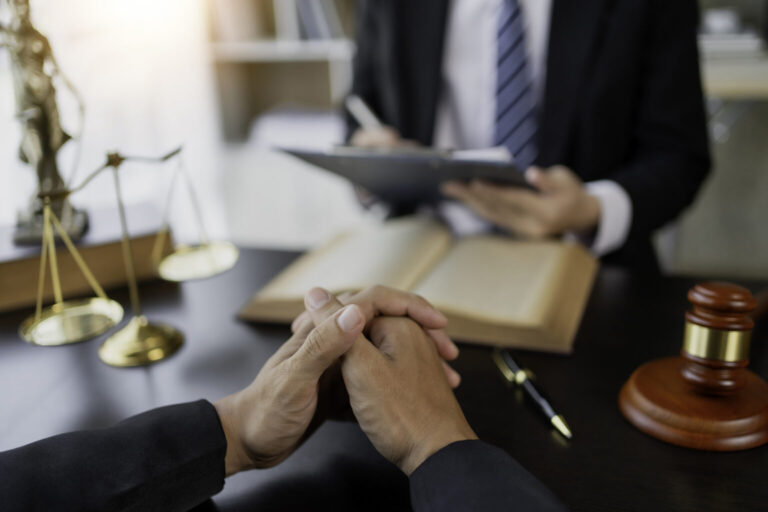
[214,286,476,477]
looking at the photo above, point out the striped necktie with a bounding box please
[494,0,538,169]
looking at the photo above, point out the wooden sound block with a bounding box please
[619,356,768,451]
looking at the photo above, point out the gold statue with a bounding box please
[1,0,87,244]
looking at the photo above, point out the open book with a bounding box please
[238,217,598,353]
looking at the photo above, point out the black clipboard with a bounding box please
[282,146,531,205]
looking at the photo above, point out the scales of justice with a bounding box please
[2,0,238,366]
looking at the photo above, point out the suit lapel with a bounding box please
[538,0,611,166]
[395,0,449,144]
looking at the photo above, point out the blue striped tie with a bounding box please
[494,0,538,169]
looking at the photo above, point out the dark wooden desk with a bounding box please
[1,249,766,511]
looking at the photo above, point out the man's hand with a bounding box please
[442,166,601,238]
[347,318,478,475]
[214,285,458,477]
[291,286,461,387]
[303,295,477,476]
[350,126,419,149]
[214,291,366,476]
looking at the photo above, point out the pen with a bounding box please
[492,348,573,440]
[345,94,383,130]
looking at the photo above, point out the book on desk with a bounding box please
[239,216,598,353]
[0,204,172,313]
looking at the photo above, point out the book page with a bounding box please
[257,216,453,300]
[413,237,571,326]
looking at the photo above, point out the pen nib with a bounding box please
[551,415,572,440]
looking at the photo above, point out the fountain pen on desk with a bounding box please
[492,348,573,440]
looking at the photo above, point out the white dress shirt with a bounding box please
[432,0,632,256]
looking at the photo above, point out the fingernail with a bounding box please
[337,305,362,332]
[306,288,330,310]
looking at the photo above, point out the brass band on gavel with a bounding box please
[682,322,751,363]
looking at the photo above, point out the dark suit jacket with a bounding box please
[0,401,566,511]
[348,0,711,269]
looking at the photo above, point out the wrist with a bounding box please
[400,422,478,476]
[573,192,601,232]
[214,392,252,477]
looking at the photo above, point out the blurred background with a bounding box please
[0,0,766,277]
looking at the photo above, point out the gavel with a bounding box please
[680,283,756,395]
[619,282,768,451]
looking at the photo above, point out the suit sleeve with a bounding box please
[409,440,567,511]
[609,0,710,238]
[0,400,226,512]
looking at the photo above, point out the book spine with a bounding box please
[211,0,261,41]
[320,0,344,39]
[274,0,301,41]
[297,0,331,40]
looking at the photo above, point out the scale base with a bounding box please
[14,201,88,245]
[619,356,768,451]
[99,315,183,367]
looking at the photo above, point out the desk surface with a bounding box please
[1,248,766,512]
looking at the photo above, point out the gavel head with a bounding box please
[680,282,757,395]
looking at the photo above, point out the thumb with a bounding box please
[290,304,365,381]
[525,166,556,193]
[527,165,578,194]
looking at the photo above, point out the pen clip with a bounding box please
[492,349,516,383]
[515,368,535,385]
[492,349,535,386]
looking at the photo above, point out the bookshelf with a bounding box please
[211,39,354,62]
[698,0,768,98]
[208,0,356,141]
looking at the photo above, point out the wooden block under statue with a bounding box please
[619,282,768,451]
[0,204,172,313]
